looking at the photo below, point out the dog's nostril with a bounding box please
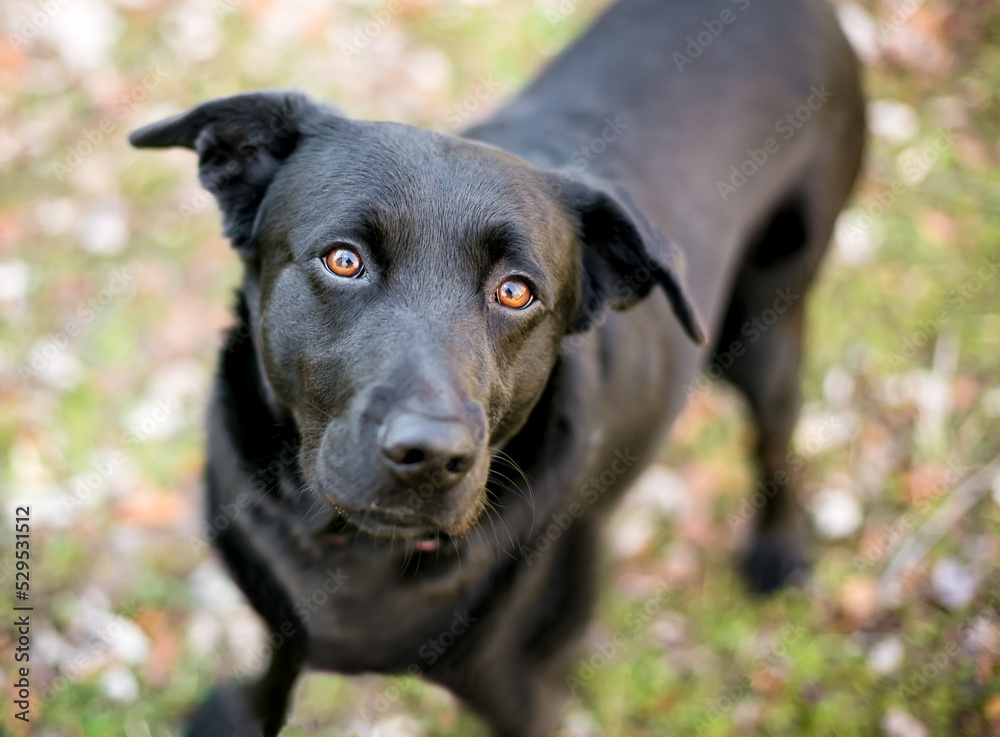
[379,412,477,488]
[401,449,425,466]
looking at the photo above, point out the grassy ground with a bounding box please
[1,0,999,735]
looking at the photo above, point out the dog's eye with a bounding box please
[324,247,364,278]
[496,278,533,309]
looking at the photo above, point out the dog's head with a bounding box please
[131,91,706,541]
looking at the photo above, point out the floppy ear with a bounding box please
[558,177,708,345]
[129,90,324,254]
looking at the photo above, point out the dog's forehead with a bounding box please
[267,121,572,265]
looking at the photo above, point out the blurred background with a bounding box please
[1,0,999,735]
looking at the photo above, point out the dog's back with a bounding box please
[468,0,864,340]
[466,0,865,520]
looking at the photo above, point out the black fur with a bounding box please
[130,0,864,734]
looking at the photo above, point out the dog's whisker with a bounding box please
[486,468,525,506]
[489,451,536,532]
[497,454,536,526]
[295,496,331,534]
[476,501,503,559]
[487,470,535,548]
[481,493,519,560]
[493,508,521,556]
[467,522,495,565]
[486,470,523,506]
[494,494,526,556]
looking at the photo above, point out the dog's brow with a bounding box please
[471,220,551,298]
[475,220,528,263]
[353,205,395,250]
[293,203,396,256]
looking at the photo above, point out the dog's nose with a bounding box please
[379,413,477,489]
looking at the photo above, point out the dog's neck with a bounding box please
[216,291,300,493]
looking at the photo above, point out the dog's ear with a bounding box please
[557,177,708,345]
[129,90,323,254]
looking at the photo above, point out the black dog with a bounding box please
[130,0,864,734]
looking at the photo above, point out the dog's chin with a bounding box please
[335,511,442,539]
[319,511,457,554]
[313,490,485,551]
[307,459,491,544]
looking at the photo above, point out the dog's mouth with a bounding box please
[321,509,455,553]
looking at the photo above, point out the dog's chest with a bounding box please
[236,500,490,672]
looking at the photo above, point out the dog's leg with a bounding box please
[715,81,864,592]
[186,637,303,737]
[189,475,308,736]
[430,624,579,736]
[732,307,809,594]
[447,663,566,737]
[429,518,599,736]
[713,197,818,593]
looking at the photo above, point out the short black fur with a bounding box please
[130,1,865,734]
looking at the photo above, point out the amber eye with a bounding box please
[496,278,533,309]
[324,246,363,278]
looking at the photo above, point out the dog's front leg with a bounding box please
[431,647,570,737]
[429,519,599,736]
[186,683,262,737]
[186,636,303,737]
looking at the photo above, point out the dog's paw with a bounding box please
[741,532,807,594]
[186,685,262,737]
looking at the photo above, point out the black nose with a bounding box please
[378,413,477,489]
